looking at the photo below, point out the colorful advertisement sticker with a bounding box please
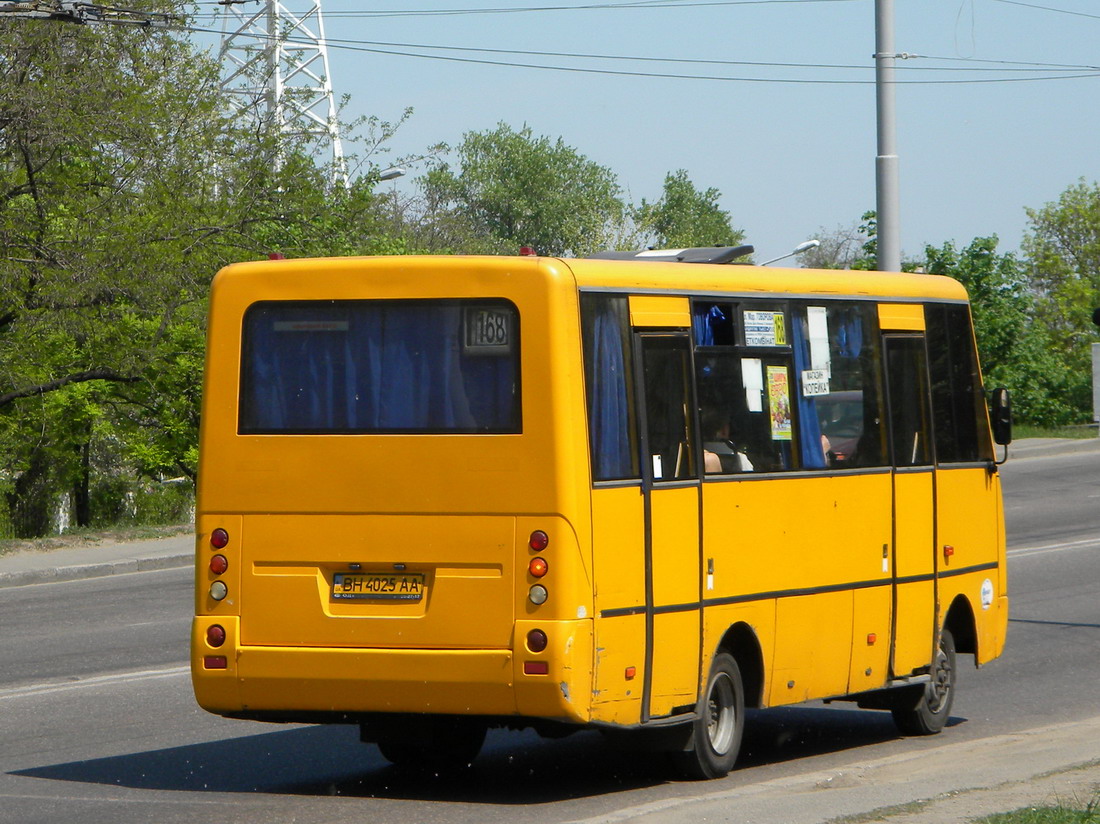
[767,365,792,441]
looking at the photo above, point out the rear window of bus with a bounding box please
[238,299,521,434]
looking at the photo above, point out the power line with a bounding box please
[185,24,1100,84]
[989,0,1100,21]
[191,0,867,14]
[184,25,1100,79]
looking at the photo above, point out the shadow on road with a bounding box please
[12,705,944,802]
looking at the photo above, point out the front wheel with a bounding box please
[672,652,745,780]
[891,628,957,736]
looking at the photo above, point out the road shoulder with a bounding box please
[568,716,1100,824]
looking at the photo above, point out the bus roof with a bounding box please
[560,257,969,303]
[212,254,969,304]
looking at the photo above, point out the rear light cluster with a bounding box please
[525,530,550,675]
[527,530,549,605]
[206,527,230,657]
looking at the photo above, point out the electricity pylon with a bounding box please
[216,0,346,183]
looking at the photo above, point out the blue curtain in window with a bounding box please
[692,304,726,346]
[791,312,827,469]
[587,299,634,479]
[242,303,515,432]
[836,307,863,358]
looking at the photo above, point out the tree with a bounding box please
[420,123,625,256]
[802,214,876,270]
[0,18,401,536]
[1023,179,1100,352]
[633,169,744,249]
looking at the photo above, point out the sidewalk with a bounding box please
[570,716,1100,824]
[0,531,193,589]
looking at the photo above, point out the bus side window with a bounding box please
[581,295,640,481]
[795,303,888,469]
[925,303,994,463]
[696,353,754,474]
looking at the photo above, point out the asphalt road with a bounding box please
[1,443,1098,824]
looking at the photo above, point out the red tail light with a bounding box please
[529,530,549,551]
[206,625,227,647]
[210,528,229,549]
[210,555,229,575]
[526,629,548,653]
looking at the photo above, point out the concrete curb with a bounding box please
[1007,437,1100,459]
[0,552,193,589]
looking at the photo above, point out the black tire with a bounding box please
[376,716,486,772]
[891,628,957,736]
[672,652,745,780]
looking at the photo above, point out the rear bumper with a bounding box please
[191,617,591,724]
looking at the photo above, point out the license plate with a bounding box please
[332,572,425,601]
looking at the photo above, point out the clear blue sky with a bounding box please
[205,0,1100,262]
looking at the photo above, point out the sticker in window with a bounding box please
[744,311,787,347]
[767,365,793,441]
[464,306,513,353]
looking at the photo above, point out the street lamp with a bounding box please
[761,239,820,266]
[378,166,406,181]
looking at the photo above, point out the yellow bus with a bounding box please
[191,249,1011,779]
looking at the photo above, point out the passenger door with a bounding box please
[883,333,937,678]
[634,333,703,720]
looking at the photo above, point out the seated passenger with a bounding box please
[702,412,754,474]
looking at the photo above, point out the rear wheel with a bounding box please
[891,628,956,735]
[374,716,486,772]
[672,652,744,780]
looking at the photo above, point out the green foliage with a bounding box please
[978,796,1100,823]
[1024,180,1100,339]
[633,169,744,249]
[1015,179,1100,424]
[803,211,879,270]
[0,17,401,536]
[420,123,625,256]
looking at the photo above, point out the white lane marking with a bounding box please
[0,665,189,701]
[1008,537,1100,558]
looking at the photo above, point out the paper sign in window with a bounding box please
[742,358,764,412]
[744,311,787,347]
[807,306,831,373]
[802,369,830,397]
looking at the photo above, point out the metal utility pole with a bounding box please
[216,0,345,183]
[874,0,901,273]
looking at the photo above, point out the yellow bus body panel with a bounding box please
[591,486,647,723]
[891,471,937,676]
[936,466,1009,664]
[878,302,927,331]
[649,485,702,714]
[628,295,691,328]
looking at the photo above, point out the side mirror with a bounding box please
[991,387,1012,447]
